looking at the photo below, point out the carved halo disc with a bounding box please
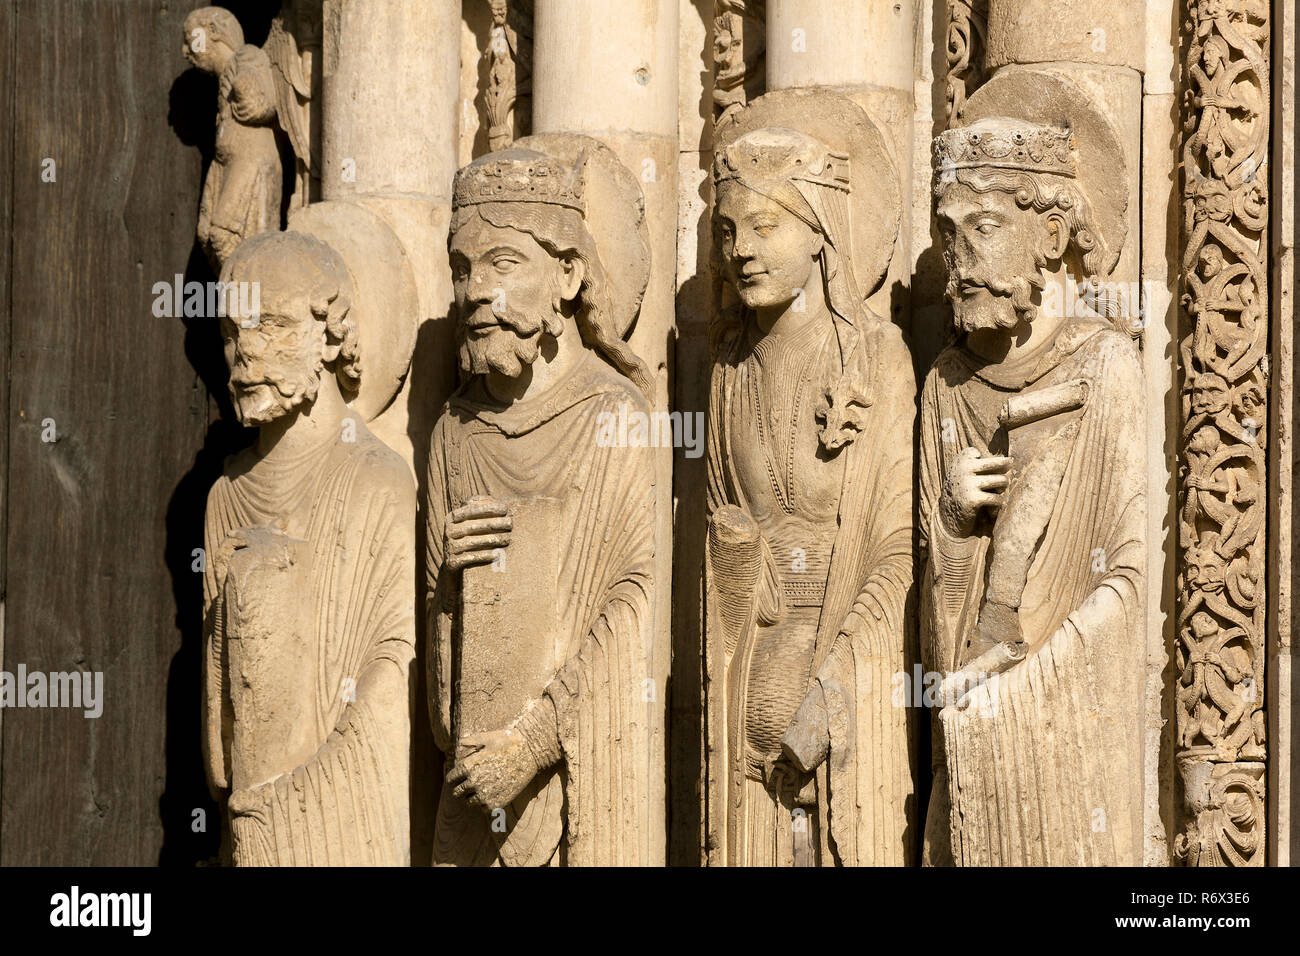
[715,87,902,299]
[288,200,420,422]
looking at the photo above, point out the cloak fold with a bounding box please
[203,432,416,866]
[425,354,656,866]
[705,317,915,866]
[919,323,1145,866]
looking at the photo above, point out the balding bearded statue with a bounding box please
[920,74,1146,865]
[202,204,420,865]
[704,89,915,866]
[426,137,659,866]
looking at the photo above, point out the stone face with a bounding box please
[922,85,1147,864]
[704,89,915,866]
[425,139,659,866]
[202,224,418,866]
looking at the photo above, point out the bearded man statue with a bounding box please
[704,88,915,867]
[202,209,420,865]
[425,138,660,866]
[920,73,1146,865]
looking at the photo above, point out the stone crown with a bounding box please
[452,149,587,213]
[714,127,851,193]
[933,121,1077,178]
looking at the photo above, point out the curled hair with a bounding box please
[450,202,653,397]
[313,278,361,395]
[936,167,1108,278]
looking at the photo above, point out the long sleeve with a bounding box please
[424,412,456,754]
[223,441,417,867]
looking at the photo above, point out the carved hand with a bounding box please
[940,446,1011,537]
[444,496,512,572]
[447,728,538,812]
[213,525,295,594]
[781,683,830,773]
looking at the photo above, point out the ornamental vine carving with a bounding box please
[1175,0,1270,867]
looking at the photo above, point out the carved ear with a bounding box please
[556,255,584,305]
[809,228,825,259]
[1042,211,1069,262]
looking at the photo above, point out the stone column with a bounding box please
[765,0,917,326]
[319,0,462,866]
[532,0,679,865]
[1141,0,1179,867]
[320,0,462,468]
[671,0,716,866]
[1269,0,1296,867]
[1175,0,1272,867]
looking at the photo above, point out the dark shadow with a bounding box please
[158,2,275,867]
[666,0,716,868]
[407,304,457,865]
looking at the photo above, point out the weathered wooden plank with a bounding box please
[0,0,271,865]
[0,0,17,833]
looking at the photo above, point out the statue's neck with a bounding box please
[753,259,827,338]
[963,264,1074,367]
[256,374,350,464]
[483,313,585,407]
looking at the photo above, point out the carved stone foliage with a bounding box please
[713,0,765,126]
[922,73,1146,865]
[1175,0,1270,867]
[943,0,987,123]
[426,136,658,865]
[484,0,533,150]
[705,89,913,866]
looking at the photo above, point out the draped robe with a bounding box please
[919,318,1146,866]
[202,422,416,866]
[705,311,915,866]
[425,351,656,866]
[201,44,282,257]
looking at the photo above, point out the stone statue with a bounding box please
[483,0,532,150]
[704,88,915,866]
[183,7,284,270]
[265,0,322,210]
[712,0,764,126]
[201,204,420,866]
[425,136,659,866]
[920,72,1146,865]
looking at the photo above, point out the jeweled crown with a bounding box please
[714,127,850,193]
[452,148,587,213]
[933,119,1076,178]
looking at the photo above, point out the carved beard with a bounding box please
[947,272,1039,333]
[457,300,565,379]
[230,364,322,427]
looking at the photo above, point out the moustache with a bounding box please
[460,303,550,337]
[948,275,1019,299]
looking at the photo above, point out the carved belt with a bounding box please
[780,577,826,608]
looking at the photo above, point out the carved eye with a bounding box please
[975,220,998,237]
